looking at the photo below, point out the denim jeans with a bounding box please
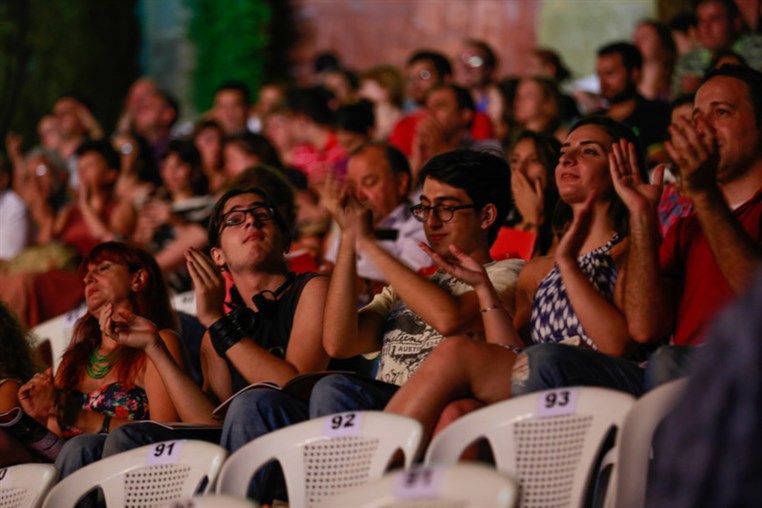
[308,374,399,417]
[55,433,108,479]
[644,345,695,389]
[220,388,310,503]
[511,343,647,397]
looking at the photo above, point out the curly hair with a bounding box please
[0,303,37,382]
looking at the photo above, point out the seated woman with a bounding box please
[385,116,645,438]
[133,139,212,292]
[16,241,190,476]
[506,130,561,256]
[0,302,39,466]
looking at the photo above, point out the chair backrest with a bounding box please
[166,494,259,508]
[425,387,635,508]
[29,305,85,374]
[216,411,423,507]
[0,464,58,508]
[315,463,519,508]
[42,440,228,508]
[605,378,688,508]
[490,227,537,262]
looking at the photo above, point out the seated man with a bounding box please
[513,65,762,396]
[310,149,523,416]
[322,142,431,301]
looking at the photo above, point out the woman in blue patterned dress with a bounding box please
[386,116,648,437]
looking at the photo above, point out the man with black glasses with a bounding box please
[309,149,523,415]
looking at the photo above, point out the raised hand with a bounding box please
[420,242,491,289]
[511,169,544,227]
[185,248,226,328]
[18,369,55,423]
[555,191,595,265]
[610,138,663,214]
[664,114,719,196]
[100,304,161,350]
[316,169,351,228]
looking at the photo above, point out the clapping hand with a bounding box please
[555,192,595,265]
[664,114,719,196]
[420,242,490,289]
[609,139,664,214]
[185,248,226,328]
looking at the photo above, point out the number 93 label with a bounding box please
[536,388,579,418]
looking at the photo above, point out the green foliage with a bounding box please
[185,0,273,113]
[0,0,140,153]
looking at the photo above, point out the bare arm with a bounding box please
[321,179,385,358]
[666,115,762,293]
[610,140,676,343]
[420,243,523,348]
[555,194,632,355]
[225,276,331,385]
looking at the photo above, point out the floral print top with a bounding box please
[62,382,149,438]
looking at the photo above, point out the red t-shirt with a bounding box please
[660,187,762,345]
[389,110,495,157]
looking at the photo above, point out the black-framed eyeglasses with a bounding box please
[410,203,477,223]
[220,205,275,231]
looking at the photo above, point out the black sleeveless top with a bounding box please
[227,272,324,391]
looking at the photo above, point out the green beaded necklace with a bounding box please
[87,349,115,379]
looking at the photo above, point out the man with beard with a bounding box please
[596,42,670,160]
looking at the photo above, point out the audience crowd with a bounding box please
[2,0,762,505]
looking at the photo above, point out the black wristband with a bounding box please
[209,313,246,357]
[99,414,112,434]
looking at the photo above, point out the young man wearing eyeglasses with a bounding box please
[309,149,523,416]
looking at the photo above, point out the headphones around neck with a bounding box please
[251,271,296,316]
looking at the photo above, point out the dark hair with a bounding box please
[637,20,677,63]
[597,41,643,73]
[418,150,511,246]
[0,302,37,382]
[75,139,120,171]
[533,48,571,83]
[208,187,292,250]
[510,130,561,229]
[464,39,498,71]
[314,51,341,74]
[286,86,335,126]
[708,49,748,71]
[156,89,180,127]
[407,50,453,80]
[161,139,208,197]
[215,81,252,105]
[694,0,741,19]
[223,131,284,169]
[670,93,696,113]
[350,141,412,193]
[336,99,375,136]
[431,83,476,112]
[701,65,762,127]
[55,92,96,116]
[57,242,176,423]
[224,166,297,236]
[556,116,647,236]
[668,11,697,32]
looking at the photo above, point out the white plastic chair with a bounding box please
[171,291,197,317]
[604,378,688,508]
[29,305,85,374]
[0,464,58,508]
[42,439,228,508]
[425,387,635,508]
[166,494,259,508]
[315,463,519,508]
[216,411,423,507]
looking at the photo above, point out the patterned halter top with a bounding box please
[530,234,622,349]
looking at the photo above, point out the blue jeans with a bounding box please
[220,388,310,504]
[308,374,399,417]
[511,343,646,397]
[55,433,108,479]
[644,345,695,389]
